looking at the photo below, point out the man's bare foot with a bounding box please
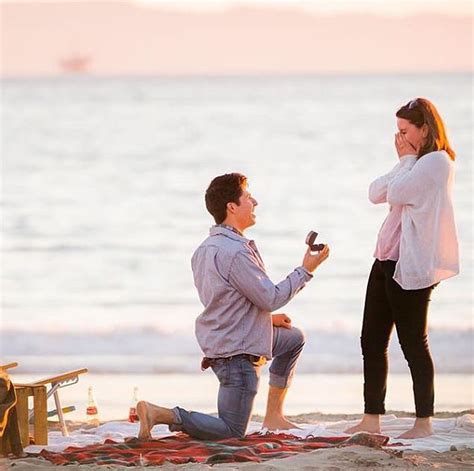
[344,414,381,435]
[136,401,175,440]
[137,401,155,440]
[262,415,299,431]
[397,418,433,439]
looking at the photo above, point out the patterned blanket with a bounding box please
[33,432,392,466]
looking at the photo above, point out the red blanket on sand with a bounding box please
[34,432,392,466]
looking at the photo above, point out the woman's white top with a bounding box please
[369,151,459,290]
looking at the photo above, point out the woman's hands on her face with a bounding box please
[395,132,418,159]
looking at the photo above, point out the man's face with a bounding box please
[230,187,258,229]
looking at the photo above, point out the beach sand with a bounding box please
[2,411,473,470]
[5,448,474,470]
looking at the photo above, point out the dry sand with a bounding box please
[2,411,473,470]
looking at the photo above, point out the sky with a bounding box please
[1,0,472,13]
[138,0,473,15]
[1,0,472,15]
[0,0,472,76]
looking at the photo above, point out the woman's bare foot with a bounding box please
[344,414,381,434]
[136,401,175,440]
[397,417,433,439]
[262,414,299,431]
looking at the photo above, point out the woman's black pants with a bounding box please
[361,259,436,418]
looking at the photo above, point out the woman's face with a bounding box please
[397,117,426,152]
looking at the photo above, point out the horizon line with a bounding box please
[1,70,473,80]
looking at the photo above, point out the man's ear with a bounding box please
[226,202,236,214]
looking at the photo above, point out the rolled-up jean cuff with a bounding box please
[169,406,184,432]
[269,372,292,389]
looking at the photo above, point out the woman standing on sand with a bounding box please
[346,98,459,439]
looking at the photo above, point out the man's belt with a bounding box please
[201,354,267,371]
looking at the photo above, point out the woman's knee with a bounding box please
[361,334,388,358]
[398,335,432,362]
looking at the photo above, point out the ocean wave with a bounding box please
[2,328,472,374]
[1,243,179,253]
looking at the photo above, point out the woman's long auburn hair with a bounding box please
[396,98,456,161]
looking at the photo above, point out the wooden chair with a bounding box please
[2,363,88,446]
[15,368,88,441]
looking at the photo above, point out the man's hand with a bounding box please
[302,244,330,273]
[272,313,292,329]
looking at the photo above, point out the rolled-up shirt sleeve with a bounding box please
[228,250,312,312]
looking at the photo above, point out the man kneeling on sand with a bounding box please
[137,173,330,440]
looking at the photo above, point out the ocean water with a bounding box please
[1,75,473,413]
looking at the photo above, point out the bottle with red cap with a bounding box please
[86,386,100,426]
[128,387,139,423]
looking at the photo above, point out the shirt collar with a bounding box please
[216,223,243,237]
[209,224,250,243]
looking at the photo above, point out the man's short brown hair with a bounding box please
[205,173,247,224]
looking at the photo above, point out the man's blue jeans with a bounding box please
[169,326,305,440]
